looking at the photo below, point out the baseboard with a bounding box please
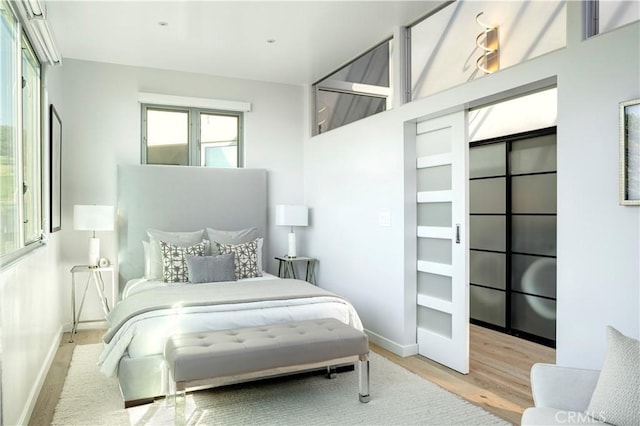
[17,324,63,425]
[365,328,418,357]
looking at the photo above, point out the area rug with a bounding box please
[51,344,509,425]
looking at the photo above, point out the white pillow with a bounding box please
[146,229,205,280]
[587,326,640,425]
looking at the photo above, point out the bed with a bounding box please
[104,165,364,406]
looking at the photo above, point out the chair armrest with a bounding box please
[531,363,600,412]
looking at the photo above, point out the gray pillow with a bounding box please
[147,229,205,280]
[185,253,236,283]
[206,227,259,255]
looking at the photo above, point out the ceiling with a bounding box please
[45,1,444,86]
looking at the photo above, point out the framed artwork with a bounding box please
[50,105,62,232]
[620,98,640,206]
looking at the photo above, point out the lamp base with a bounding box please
[287,232,297,258]
[88,237,100,267]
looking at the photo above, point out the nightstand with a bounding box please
[275,256,317,284]
[69,265,116,342]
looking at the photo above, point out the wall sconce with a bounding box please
[475,12,499,74]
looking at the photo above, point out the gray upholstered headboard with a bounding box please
[117,165,267,288]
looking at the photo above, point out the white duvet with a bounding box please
[98,277,363,377]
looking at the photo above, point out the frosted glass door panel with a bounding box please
[417,164,452,192]
[470,251,506,289]
[512,255,556,298]
[510,135,557,174]
[470,216,506,251]
[418,237,452,265]
[417,202,452,227]
[469,143,505,178]
[418,272,452,302]
[512,216,557,256]
[512,174,557,213]
[470,286,505,327]
[470,178,506,213]
[511,293,556,340]
[417,306,452,339]
[416,127,452,156]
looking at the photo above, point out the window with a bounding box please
[0,0,43,262]
[141,104,243,168]
[312,39,393,135]
[585,0,639,38]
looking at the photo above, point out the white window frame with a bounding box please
[0,0,45,269]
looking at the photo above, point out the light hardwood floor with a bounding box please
[29,325,554,426]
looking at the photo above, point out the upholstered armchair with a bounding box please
[521,364,603,425]
[522,327,639,426]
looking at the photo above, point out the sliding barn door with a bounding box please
[415,111,469,374]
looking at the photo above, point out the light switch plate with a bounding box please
[379,210,391,227]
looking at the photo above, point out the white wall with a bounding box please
[305,4,639,368]
[0,65,65,426]
[59,59,305,323]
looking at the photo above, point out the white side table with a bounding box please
[69,265,116,342]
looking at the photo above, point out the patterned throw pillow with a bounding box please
[216,239,262,279]
[159,240,206,283]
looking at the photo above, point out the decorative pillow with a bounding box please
[147,229,205,280]
[159,240,206,283]
[206,227,259,254]
[185,253,236,284]
[587,326,640,425]
[216,239,262,279]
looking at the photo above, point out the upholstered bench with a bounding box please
[164,318,370,425]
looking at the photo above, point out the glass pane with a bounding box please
[146,109,189,165]
[512,215,556,256]
[512,255,556,299]
[316,90,385,134]
[200,113,238,168]
[417,164,451,192]
[22,37,41,244]
[417,202,451,227]
[417,237,452,265]
[416,127,451,157]
[470,251,506,290]
[417,305,452,338]
[510,134,557,174]
[511,293,556,340]
[469,143,505,178]
[512,174,557,214]
[417,271,451,302]
[202,144,237,168]
[469,215,505,252]
[0,4,20,255]
[470,286,505,327]
[324,41,390,87]
[470,177,505,214]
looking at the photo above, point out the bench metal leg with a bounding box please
[175,382,186,426]
[326,366,337,379]
[358,354,370,403]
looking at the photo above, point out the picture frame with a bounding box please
[50,105,62,232]
[620,98,640,206]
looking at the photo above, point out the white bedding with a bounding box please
[121,272,280,299]
[99,278,363,378]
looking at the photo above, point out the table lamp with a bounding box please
[73,204,114,267]
[275,204,308,258]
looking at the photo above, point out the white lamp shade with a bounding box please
[275,205,308,227]
[73,205,114,231]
